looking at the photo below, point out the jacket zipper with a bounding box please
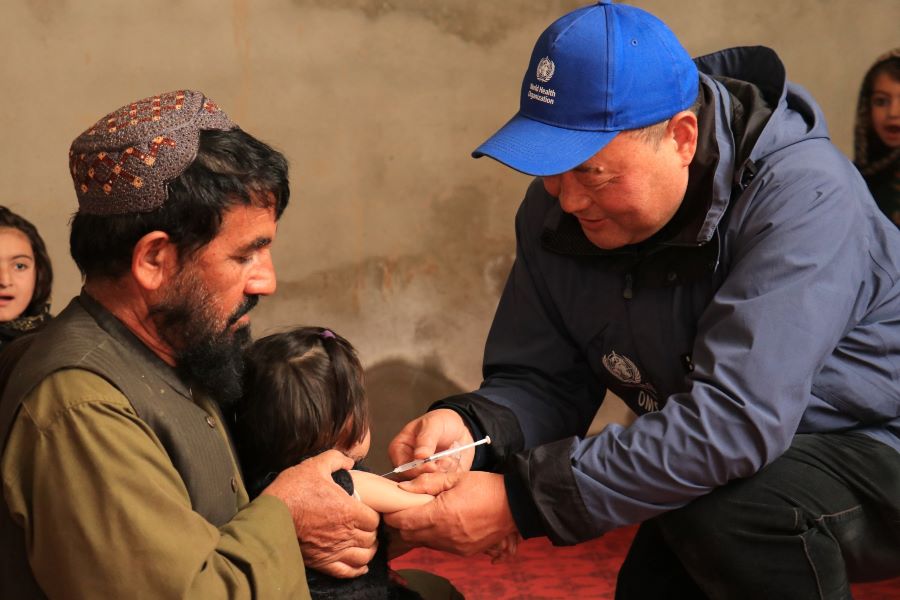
[623,272,634,299]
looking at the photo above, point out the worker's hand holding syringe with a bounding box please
[384,409,522,562]
[386,409,481,478]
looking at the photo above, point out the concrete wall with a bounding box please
[2,0,897,464]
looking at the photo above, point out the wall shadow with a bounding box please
[364,359,465,475]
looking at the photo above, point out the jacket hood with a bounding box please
[691,46,831,243]
[696,46,831,160]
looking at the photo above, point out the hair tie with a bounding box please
[320,329,336,339]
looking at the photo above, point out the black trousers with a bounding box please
[615,433,900,600]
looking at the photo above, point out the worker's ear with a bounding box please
[131,231,178,291]
[668,110,698,167]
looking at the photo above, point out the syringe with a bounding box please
[381,436,491,479]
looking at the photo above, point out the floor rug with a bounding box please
[392,525,900,599]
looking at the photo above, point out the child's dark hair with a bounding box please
[234,326,368,496]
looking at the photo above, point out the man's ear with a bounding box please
[132,231,177,291]
[668,110,698,167]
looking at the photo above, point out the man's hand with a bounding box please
[383,470,518,556]
[388,409,476,478]
[261,450,379,578]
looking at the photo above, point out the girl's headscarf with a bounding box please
[854,48,900,177]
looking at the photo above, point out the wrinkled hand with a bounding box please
[261,450,380,578]
[388,409,475,479]
[383,470,517,556]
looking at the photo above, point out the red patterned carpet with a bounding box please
[392,525,900,599]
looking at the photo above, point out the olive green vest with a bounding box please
[0,294,242,599]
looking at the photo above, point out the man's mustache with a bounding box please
[227,295,259,327]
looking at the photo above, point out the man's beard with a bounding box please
[149,266,258,408]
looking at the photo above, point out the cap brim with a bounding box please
[472,114,617,177]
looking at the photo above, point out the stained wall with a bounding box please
[1,0,897,466]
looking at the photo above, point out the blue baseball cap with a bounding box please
[472,1,698,177]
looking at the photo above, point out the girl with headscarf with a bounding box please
[854,48,900,226]
[0,206,53,350]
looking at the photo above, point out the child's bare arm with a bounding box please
[349,470,435,514]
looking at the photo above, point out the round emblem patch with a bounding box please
[536,57,555,83]
[602,351,642,385]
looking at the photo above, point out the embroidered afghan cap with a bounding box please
[68,90,236,215]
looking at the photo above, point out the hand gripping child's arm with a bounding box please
[353,468,522,562]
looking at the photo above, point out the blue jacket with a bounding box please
[437,47,900,545]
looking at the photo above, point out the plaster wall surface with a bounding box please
[1,1,897,447]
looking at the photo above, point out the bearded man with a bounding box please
[0,90,378,599]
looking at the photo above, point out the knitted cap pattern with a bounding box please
[68,90,236,215]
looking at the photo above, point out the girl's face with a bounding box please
[0,227,36,322]
[871,71,900,149]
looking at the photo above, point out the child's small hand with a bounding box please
[484,532,523,564]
